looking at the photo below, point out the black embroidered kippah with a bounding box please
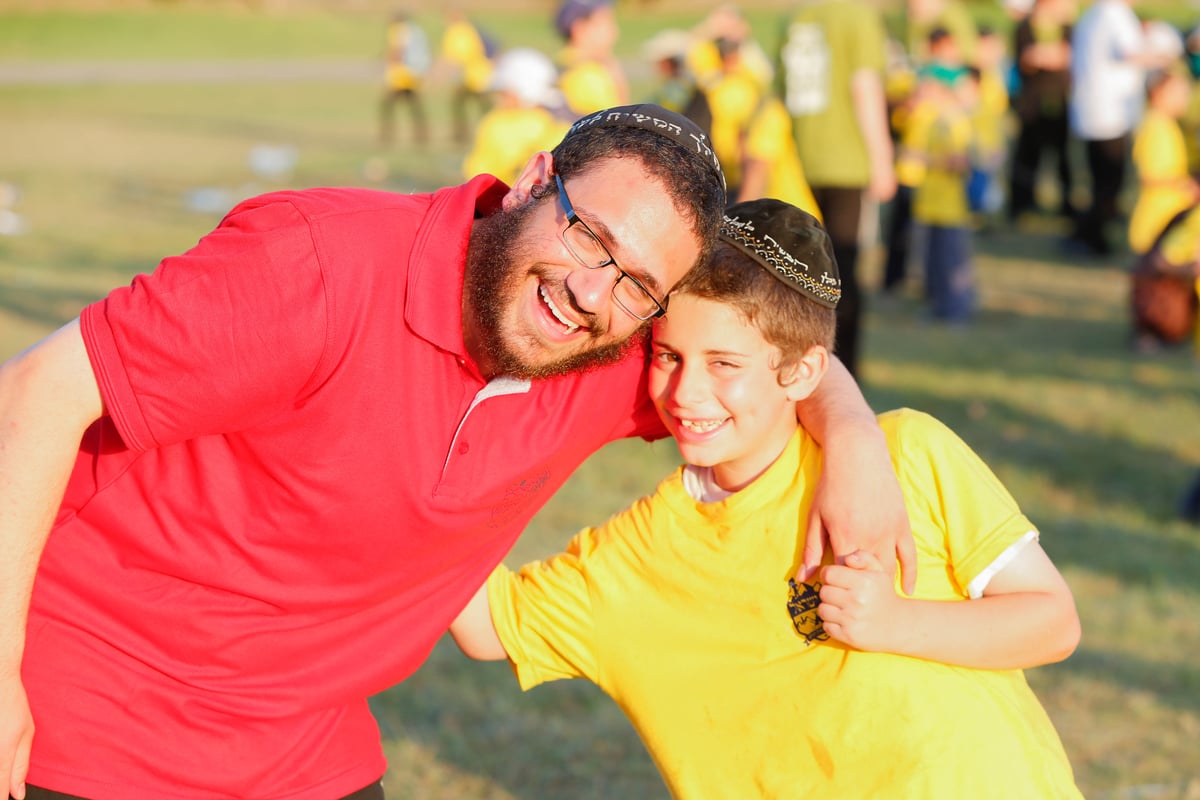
[718,199,841,309]
[562,103,725,192]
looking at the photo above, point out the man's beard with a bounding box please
[464,201,647,380]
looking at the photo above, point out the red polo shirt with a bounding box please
[27,177,664,799]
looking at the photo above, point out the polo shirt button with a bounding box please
[458,441,469,455]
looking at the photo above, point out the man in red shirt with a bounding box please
[0,105,912,800]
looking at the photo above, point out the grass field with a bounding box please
[2,2,1199,798]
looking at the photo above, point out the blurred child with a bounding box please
[706,36,764,196]
[686,3,774,93]
[1129,67,1200,255]
[379,11,430,147]
[966,25,1011,219]
[737,95,823,222]
[450,198,1083,798]
[902,58,977,322]
[461,48,572,186]
[436,9,495,144]
[1184,26,1200,174]
[554,0,628,116]
[642,29,713,139]
[884,29,963,294]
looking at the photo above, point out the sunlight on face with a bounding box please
[648,295,801,492]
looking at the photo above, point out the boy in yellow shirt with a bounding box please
[379,11,430,147]
[554,0,628,116]
[436,9,494,144]
[902,59,978,321]
[462,48,572,186]
[450,198,1083,798]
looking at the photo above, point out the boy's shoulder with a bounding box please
[876,407,964,464]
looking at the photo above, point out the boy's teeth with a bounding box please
[540,286,579,334]
[680,419,724,432]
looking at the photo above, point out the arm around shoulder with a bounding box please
[797,358,916,592]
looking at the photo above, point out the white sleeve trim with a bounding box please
[966,530,1038,599]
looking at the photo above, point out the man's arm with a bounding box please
[851,67,897,203]
[818,544,1081,670]
[448,581,508,661]
[0,319,104,800]
[796,357,916,593]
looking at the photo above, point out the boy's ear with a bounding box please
[783,345,830,402]
[503,151,555,211]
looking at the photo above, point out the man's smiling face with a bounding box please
[464,156,702,380]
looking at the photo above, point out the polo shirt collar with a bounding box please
[405,174,510,366]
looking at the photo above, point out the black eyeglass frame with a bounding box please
[554,174,667,321]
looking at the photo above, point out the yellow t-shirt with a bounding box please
[908,100,973,226]
[489,410,1083,799]
[973,69,1010,163]
[1130,109,1194,254]
[1184,83,1200,175]
[558,57,624,116]
[743,97,822,222]
[440,19,492,93]
[462,107,571,186]
[384,21,423,91]
[707,70,762,191]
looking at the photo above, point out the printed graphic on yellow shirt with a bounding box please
[787,578,829,646]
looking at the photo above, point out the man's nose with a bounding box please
[564,264,616,315]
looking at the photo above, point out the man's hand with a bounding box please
[798,424,916,593]
[817,551,901,651]
[0,675,33,800]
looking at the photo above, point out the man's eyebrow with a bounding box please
[576,206,665,296]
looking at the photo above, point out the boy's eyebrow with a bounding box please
[574,205,665,296]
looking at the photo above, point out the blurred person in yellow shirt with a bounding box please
[966,26,1011,219]
[379,11,430,148]
[462,48,572,187]
[708,37,765,196]
[737,97,822,223]
[437,9,495,144]
[643,29,713,139]
[1184,27,1200,174]
[1130,67,1200,255]
[686,3,774,93]
[555,0,628,116]
[902,64,977,322]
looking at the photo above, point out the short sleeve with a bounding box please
[80,194,329,451]
[487,528,606,689]
[885,409,1038,593]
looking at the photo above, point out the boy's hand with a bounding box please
[818,551,903,653]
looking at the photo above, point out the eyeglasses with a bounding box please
[554,174,667,321]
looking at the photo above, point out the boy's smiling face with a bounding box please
[649,294,811,493]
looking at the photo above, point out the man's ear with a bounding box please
[503,151,555,211]
[783,345,830,402]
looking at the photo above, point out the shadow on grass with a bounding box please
[865,377,1197,526]
[371,639,666,799]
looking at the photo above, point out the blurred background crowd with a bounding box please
[376,0,1200,522]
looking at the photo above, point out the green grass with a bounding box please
[2,3,1199,799]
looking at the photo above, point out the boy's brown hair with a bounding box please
[672,199,838,381]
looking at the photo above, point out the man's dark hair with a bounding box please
[549,125,725,275]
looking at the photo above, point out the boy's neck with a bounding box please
[708,420,801,494]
